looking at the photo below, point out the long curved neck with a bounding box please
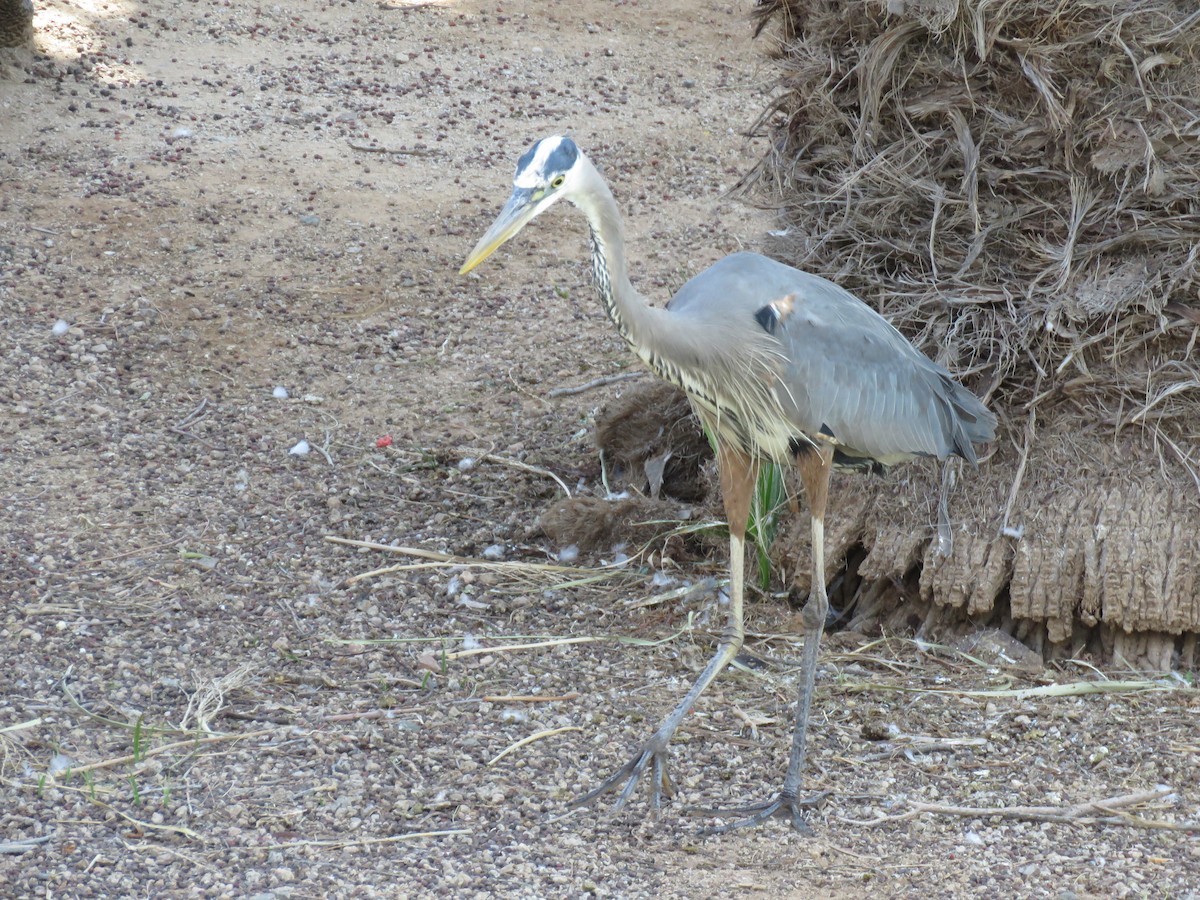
[566,156,787,460]
[570,157,662,359]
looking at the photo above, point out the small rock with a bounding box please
[51,319,70,337]
[289,440,310,456]
[272,386,289,399]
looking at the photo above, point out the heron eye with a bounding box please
[551,175,565,189]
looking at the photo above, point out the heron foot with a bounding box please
[571,742,674,814]
[686,788,830,834]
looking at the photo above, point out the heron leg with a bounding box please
[573,445,758,814]
[689,444,834,834]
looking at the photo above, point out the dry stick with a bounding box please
[313,430,336,466]
[475,452,571,497]
[328,538,608,571]
[89,798,205,842]
[347,142,445,157]
[63,728,277,777]
[480,692,580,703]
[326,539,619,585]
[326,537,455,560]
[263,830,470,851]
[839,679,1167,702]
[63,677,184,736]
[0,834,53,855]
[859,735,987,762]
[124,841,221,874]
[1000,400,1036,538]
[170,398,227,451]
[321,710,391,723]
[77,535,187,569]
[546,371,644,397]
[847,787,1193,831]
[175,398,209,429]
[444,636,602,660]
[487,726,582,767]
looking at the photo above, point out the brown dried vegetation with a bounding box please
[736,0,1200,667]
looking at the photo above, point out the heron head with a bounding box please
[460,135,581,274]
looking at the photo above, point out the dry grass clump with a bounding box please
[751,0,1200,470]
[594,380,713,503]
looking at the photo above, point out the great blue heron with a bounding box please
[461,135,996,831]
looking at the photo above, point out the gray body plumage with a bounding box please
[664,252,994,468]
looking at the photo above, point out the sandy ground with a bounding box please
[2,1,1198,897]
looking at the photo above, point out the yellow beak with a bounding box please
[459,188,542,275]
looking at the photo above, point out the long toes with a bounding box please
[688,790,829,834]
[571,758,640,808]
[572,748,670,813]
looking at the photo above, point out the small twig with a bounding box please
[63,677,185,736]
[475,452,571,498]
[61,728,278,776]
[487,726,582,767]
[841,678,1170,701]
[860,735,987,762]
[87,798,205,842]
[480,692,580,703]
[76,535,187,569]
[262,829,469,850]
[170,426,227,452]
[123,840,221,873]
[170,397,228,451]
[326,538,455,560]
[1000,400,1037,538]
[909,787,1185,827]
[547,371,644,397]
[444,636,603,660]
[0,834,53,854]
[313,430,335,466]
[837,809,921,827]
[175,398,209,429]
[321,710,393,723]
[326,539,630,585]
[0,718,43,735]
[848,786,1192,831]
[347,142,446,157]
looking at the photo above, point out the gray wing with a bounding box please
[667,252,996,464]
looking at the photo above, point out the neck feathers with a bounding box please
[571,156,651,354]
